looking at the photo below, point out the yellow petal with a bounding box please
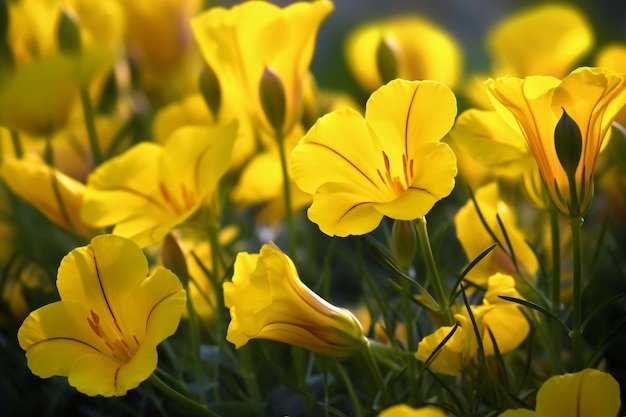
[82,142,163,226]
[378,404,450,417]
[346,15,462,92]
[536,369,621,417]
[448,109,535,177]
[0,154,93,236]
[487,3,592,78]
[291,108,384,195]
[18,301,107,378]
[367,79,457,153]
[308,181,384,237]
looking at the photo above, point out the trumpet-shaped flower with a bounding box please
[81,123,237,247]
[415,274,529,376]
[224,243,366,359]
[454,183,538,286]
[191,0,333,136]
[345,15,462,92]
[17,234,186,397]
[290,78,457,236]
[486,67,626,217]
[499,368,621,417]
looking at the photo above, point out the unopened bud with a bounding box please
[96,70,118,114]
[199,64,221,119]
[554,108,582,178]
[259,66,286,134]
[57,9,81,54]
[162,233,190,287]
[376,34,399,84]
[391,219,417,271]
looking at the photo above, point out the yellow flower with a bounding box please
[499,369,621,417]
[464,3,593,109]
[485,67,626,217]
[118,0,202,103]
[191,0,333,136]
[345,15,462,92]
[378,404,449,417]
[17,234,186,397]
[487,4,592,78]
[290,78,457,236]
[224,243,366,359]
[1,0,120,136]
[81,123,237,247]
[415,274,529,376]
[454,183,538,287]
[0,154,95,238]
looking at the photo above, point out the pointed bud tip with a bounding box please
[259,66,287,135]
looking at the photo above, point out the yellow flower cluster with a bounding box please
[1,1,625,416]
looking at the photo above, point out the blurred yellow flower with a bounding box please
[17,234,186,396]
[224,243,366,359]
[378,404,449,417]
[486,67,626,217]
[81,123,237,247]
[415,273,529,376]
[0,154,95,238]
[118,0,202,103]
[465,3,593,108]
[499,368,621,417]
[191,0,333,136]
[345,15,462,92]
[454,183,538,287]
[0,51,114,136]
[1,0,120,136]
[291,78,457,236]
[488,4,592,78]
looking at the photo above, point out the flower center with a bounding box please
[376,150,414,196]
[159,181,196,216]
[87,309,139,362]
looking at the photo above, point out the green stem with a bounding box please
[413,217,453,325]
[569,216,584,372]
[183,279,207,406]
[236,345,263,405]
[80,86,103,166]
[148,373,222,417]
[335,361,363,417]
[549,210,563,374]
[44,136,74,231]
[276,130,296,258]
[205,220,226,401]
[361,340,387,402]
[400,276,418,405]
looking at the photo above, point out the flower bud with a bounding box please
[554,107,583,178]
[161,233,190,287]
[259,66,287,135]
[376,34,399,84]
[199,63,221,119]
[390,219,417,271]
[57,9,82,55]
